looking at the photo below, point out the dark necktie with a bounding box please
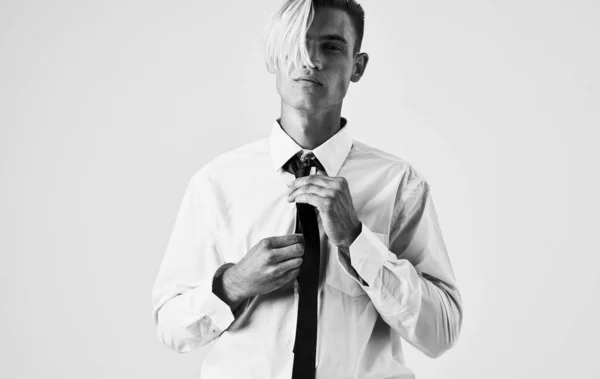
[286,151,323,379]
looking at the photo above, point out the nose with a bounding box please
[304,43,323,71]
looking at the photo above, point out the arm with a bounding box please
[152,171,304,354]
[338,175,463,358]
[151,171,235,353]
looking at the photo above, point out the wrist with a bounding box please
[342,221,362,249]
[213,263,247,311]
[222,265,248,305]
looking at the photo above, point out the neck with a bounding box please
[279,102,342,150]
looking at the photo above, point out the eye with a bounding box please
[324,43,342,52]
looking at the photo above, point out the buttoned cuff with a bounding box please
[346,223,396,286]
[182,278,235,335]
[205,290,236,333]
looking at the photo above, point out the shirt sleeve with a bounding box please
[338,171,463,358]
[151,170,234,353]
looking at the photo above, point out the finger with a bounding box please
[266,234,304,248]
[272,242,305,262]
[271,257,302,280]
[278,257,303,274]
[287,184,335,203]
[293,192,329,210]
[283,267,301,283]
[287,174,336,191]
[316,168,329,176]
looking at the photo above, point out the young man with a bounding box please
[152,1,463,378]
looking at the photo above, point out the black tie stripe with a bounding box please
[286,151,323,379]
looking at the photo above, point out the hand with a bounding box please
[225,234,304,301]
[287,169,362,249]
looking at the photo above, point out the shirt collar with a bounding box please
[269,118,353,177]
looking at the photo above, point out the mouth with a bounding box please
[294,77,323,86]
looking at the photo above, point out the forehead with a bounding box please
[306,7,355,45]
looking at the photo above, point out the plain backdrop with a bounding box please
[1,0,599,378]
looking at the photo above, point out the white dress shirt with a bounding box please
[152,119,463,379]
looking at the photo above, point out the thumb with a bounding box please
[316,168,328,176]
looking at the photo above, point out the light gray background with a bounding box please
[1,0,599,378]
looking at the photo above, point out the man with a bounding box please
[152,0,463,378]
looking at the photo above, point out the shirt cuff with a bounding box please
[206,290,236,333]
[346,223,396,286]
[183,280,235,334]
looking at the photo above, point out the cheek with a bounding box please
[331,72,351,98]
[275,70,292,99]
[275,70,284,89]
[328,62,353,93]
[275,73,283,97]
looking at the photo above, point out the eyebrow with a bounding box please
[308,34,349,45]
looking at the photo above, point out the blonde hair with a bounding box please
[263,0,317,75]
[263,0,366,75]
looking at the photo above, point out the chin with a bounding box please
[287,94,326,110]
[293,101,324,111]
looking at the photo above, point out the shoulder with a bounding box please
[350,139,429,192]
[189,138,270,188]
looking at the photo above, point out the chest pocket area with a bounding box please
[323,231,389,298]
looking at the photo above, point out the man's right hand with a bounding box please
[224,234,305,304]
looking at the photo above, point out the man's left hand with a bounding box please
[287,169,362,249]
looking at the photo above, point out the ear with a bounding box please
[350,52,369,82]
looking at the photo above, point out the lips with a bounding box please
[294,77,323,86]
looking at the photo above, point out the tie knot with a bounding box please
[286,151,324,178]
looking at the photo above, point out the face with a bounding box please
[275,7,368,111]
